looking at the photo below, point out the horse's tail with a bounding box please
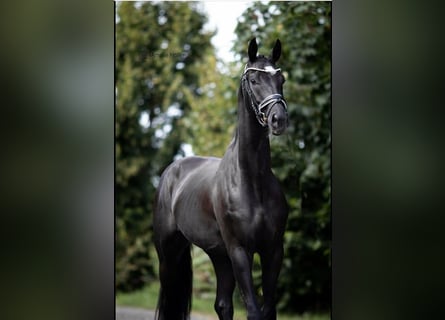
[155,244,193,320]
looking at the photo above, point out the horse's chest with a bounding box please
[229,186,275,215]
[216,176,283,243]
[226,196,274,233]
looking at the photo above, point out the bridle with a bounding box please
[241,64,288,127]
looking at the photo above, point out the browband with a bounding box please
[243,65,281,76]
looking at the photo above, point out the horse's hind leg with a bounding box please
[208,252,235,320]
[155,230,192,320]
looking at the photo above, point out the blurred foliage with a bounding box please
[115,1,214,291]
[180,53,239,157]
[115,0,330,314]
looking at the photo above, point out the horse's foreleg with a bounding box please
[209,253,235,320]
[260,245,284,320]
[229,246,262,320]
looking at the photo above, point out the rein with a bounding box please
[241,65,288,127]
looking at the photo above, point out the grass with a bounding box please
[116,282,160,310]
[116,282,330,320]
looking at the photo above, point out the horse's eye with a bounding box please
[250,78,257,84]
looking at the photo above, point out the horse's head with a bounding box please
[241,37,288,135]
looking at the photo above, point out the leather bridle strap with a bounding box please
[241,66,287,127]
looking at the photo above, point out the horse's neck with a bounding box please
[234,89,271,176]
[218,89,271,204]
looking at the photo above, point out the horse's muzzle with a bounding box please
[268,103,288,135]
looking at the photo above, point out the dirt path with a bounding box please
[115,306,216,320]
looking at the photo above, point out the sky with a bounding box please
[202,1,250,63]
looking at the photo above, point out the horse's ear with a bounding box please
[248,37,258,62]
[270,39,281,63]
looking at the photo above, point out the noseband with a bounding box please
[241,65,288,127]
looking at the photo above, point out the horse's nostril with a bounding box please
[272,114,278,124]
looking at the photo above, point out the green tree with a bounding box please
[115,1,214,291]
[231,1,331,313]
[181,56,239,157]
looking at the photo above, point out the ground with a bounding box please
[115,306,216,320]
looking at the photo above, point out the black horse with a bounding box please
[154,38,288,320]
